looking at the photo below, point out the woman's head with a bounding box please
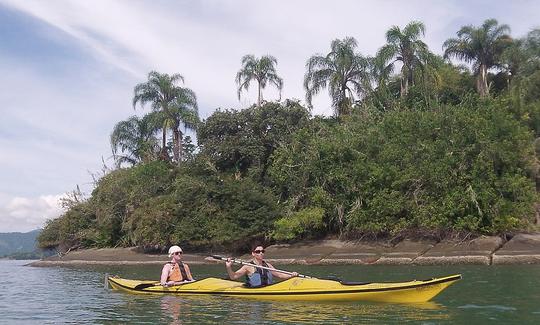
[251,243,265,260]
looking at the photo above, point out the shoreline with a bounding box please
[29,233,540,267]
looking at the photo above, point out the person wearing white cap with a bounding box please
[160,245,194,286]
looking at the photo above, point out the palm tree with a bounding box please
[236,55,283,106]
[169,89,200,162]
[377,21,430,97]
[502,29,540,103]
[110,113,160,167]
[443,19,512,97]
[364,55,399,110]
[133,71,197,161]
[304,37,369,117]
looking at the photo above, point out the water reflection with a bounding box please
[153,293,450,324]
[264,300,449,324]
[160,296,185,325]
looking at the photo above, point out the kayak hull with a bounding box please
[108,274,461,303]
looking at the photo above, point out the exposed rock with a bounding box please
[375,239,436,265]
[493,234,540,264]
[28,233,540,266]
[414,236,503,265]
[319,240,390,264]
[264,240,344,264]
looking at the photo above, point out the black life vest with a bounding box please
[246,260,273,287]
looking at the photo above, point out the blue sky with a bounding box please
[0,0,539,232]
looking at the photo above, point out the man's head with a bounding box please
[168,245,183,258]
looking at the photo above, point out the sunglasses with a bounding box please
[253,250,265,254]
[173,252,183,255]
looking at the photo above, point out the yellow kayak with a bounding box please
[108,274,461,303]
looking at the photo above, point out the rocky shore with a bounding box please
[29,233,540,267]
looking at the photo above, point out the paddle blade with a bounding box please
[134,282,160,290]
[210,255,226,261]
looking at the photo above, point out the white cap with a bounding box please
[168,245,183,257]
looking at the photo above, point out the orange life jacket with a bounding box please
[167,261,189,281]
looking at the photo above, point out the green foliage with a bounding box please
[272,207,325,241]
[197,101,310,179]
[39,158,282,250]
[269,101,537,236]
[37,201,96,249]
[110,114,160,167]
[168,174,281,249]
[124,195,178,247]
[90,161,173,246]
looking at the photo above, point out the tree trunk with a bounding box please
[172,122,180,163]
[160,127,168,160]
[160,103,170,161]
[477,64,489,97]
[178,129,184,164]
[257,81,262,107]
[400,63,411,97]
[400,77,409,97]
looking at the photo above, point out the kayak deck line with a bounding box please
[108,274,461,302]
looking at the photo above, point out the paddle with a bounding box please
[133,279,195,290]
[134,282,161,290]
[210,254,313,279]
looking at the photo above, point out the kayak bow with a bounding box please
[107,274,461,303]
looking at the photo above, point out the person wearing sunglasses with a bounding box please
[160,245,194,287]
[225,244,298,287]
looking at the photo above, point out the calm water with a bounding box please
[1,260,540,324]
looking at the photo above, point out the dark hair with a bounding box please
[251,242,264,252]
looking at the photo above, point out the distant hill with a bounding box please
[0,229,40,257]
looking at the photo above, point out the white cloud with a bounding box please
[0,192,65,232]
[0,0,468,116]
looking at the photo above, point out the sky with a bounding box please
[0,0,539,233]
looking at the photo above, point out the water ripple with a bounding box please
[457,304,517,311]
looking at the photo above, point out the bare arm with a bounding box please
[267,263,298,279]
[226,262,250,280]
[160,264,171,285]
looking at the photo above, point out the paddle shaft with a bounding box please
[133,279,195,290]
[210,255,311,279]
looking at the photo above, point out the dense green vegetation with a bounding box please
[38,19,540,252]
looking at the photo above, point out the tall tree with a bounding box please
[133,71,197,162]
[169,89,200,162]
[377,21,430,97]
[304,37,370,117]
[236,55,283,107]
[502,28,540,104]
[443,18,512,97]
[110,113,160,167]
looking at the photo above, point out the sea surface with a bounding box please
[1,260,539,324]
